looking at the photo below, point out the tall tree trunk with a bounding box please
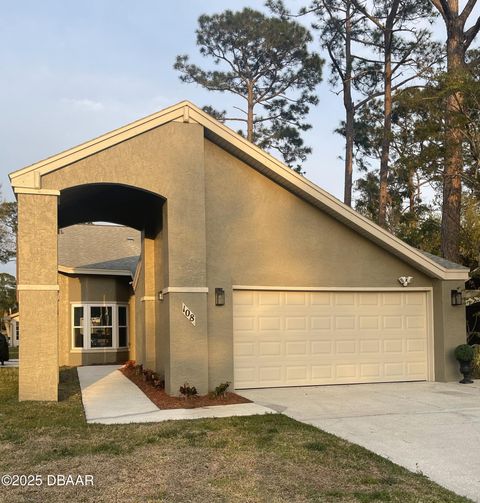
[430,0,480,261]
[343,1,354,207]
[344,102,355,206]
[247,83,254,142]
[408,167,415,214]
[441,20,465,262]
[378,28,393,228]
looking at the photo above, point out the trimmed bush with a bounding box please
[454,344,474,362]
[472,345,480,379]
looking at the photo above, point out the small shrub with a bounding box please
[213,381,231,398]
[454,344,474,362]
[134,364,143,375]
[153,378,165,389]
[150,372,164,389]
[472,345,480,378]
[123,360,136,369]
[143,369,155,382]
[179,382,198,398]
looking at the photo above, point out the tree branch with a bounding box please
[326,43,346,81]
[465,16,480,49]
[460,0,477,25]
[430,0,448,23]
[351,0,384,30]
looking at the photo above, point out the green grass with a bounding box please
[0,367,472,503]
[7,346,18,359]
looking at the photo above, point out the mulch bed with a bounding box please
[120,367,251,409]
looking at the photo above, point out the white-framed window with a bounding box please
[71,303,128,351]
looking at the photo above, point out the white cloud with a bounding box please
[62,97,105,111]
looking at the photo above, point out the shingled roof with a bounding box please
[420,251,469,271]
[58,224,140,276]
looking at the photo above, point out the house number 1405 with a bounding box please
[182,303,196,326]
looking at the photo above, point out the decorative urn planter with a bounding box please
[454,344,474,384]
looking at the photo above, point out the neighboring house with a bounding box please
[9,101,469,401]
[4,312,19,347]
[57,224,140,366]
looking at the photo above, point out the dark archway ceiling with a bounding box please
[58,184,165,236]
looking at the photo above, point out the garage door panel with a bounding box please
[286,366,308,381]
[336,340,357,353]
[310,317,331,330]
[382,293,403,305]
[383,316,403,329]
[406,316,425,329]
[405,293,425,305]
[311,341,333,354]
[358,293,380,305]
[360,363,382,377]
[359,340,381,353]
[234,316,256,331]
[285,292,306,305]
[234,290,429,389]
[286,341,308,355]
[407,339,426,352]
[285,317,307,330]
[235,291,255,305]
[359,316,379,329]
[335,316,356,330]
[335,293,355,305]
[259,292,281,305]
[258,317,281,331]
[311,292,332,305]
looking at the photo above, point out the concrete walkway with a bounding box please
[77,365,274,425]
[241,382,480,502]
[0,359,19,368]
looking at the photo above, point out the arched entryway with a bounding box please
[59,183,165,236]
[14,119,210,401]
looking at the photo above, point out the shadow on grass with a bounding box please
[58,366,81,402]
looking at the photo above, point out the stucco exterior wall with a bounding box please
[17,193,59,401]
[43,122,210,394]
[17,119,466,400]
[134,258,146,365]
[202,140,465,386]
[433,279,467,381]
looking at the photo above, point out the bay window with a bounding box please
[72,303,128,350]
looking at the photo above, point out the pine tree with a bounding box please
[174,8,324,171]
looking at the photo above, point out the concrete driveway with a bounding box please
[241,381,480,502]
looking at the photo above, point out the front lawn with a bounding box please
[8,347,18,359]
[0,368,471,503]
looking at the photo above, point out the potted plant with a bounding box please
[454,344,474,384]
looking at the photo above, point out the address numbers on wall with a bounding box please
[182,303,196,326]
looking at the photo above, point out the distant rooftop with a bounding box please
[58,224,141,275]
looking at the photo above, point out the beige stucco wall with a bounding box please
[43,122,210,394]
[17,193,59,401]
[202,139,465,386]
[58,273,133,367]
[134,258,146,365]
[17,120,466,400]
[433,279,468,381]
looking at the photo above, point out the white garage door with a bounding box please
[233,290,429,389]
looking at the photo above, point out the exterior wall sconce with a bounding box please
[158,291,164,301]
[215,288,225,306]
[451,289,463,306]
